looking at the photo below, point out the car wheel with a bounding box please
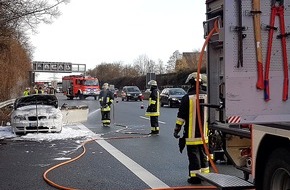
[262,148,290,190]
[15,132,25,136]
[161,102,164,107]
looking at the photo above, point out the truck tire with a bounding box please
[262,148,290,190]
[79,94,84,100]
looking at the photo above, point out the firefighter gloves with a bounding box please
[174,125,182,138]
[174,131,180,138]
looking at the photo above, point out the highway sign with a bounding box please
[32,61,86,73]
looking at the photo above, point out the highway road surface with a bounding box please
[0,94,246,190]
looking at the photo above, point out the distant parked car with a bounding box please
[160,88,186,108]
[121,86,143,101]
[11,94,63,135]
[109,88,118,98]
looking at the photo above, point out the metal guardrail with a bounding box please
[0,99,15,109]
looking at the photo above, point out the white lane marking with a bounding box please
[76,123,99,134]
[139,116,166,124]
[96,139,169,189]
[76,123,169,189]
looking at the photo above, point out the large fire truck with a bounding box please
[62,75,100,100]
[196,0,290,189]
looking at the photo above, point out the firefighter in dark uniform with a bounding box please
[99,83,114,126]
[38,87,44,94]
[145,80,160,135]
[173,73,209,184]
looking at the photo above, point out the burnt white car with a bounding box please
[11,94,63,135]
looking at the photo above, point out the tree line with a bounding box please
[0,0,69,101]
[87,50,206,87]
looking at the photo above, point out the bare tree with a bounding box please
[148,59,160,74]
[0,0,69,36]
[122,65,139,78]
[156,59,165,74]
[87,62,141,84]
[0,0,70,99]
[133,54,149,76]
[166,50,182,73]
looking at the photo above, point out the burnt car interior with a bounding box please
[14,95,58,109]
[126,87,140,92]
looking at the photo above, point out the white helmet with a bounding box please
[102,83,109,89]
[185,72,201,85]
[148,80,157,86]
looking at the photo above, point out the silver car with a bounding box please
[11,94,63,135]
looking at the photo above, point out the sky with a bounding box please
[30,0,206,81]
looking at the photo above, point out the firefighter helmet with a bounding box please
[148,80,157,86]
[185,72,201,85]
[102,83,109,89]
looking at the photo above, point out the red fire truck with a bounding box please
[62,75,100,100]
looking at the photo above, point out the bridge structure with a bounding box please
[30,61,87,85]
[32,61,86,73]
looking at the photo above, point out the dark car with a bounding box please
[121,86,143,101]
[109,88,118,98]
[160,88,186,108]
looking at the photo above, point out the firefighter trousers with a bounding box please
[186,144,209,177]
[101,110,111,125]
[150,116,159,134]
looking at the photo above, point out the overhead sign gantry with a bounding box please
[32,61,86,73]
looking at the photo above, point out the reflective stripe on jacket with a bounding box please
[176,91,208,145]
[100,96,112,111]
[23,90,29,96]
[145,88,160,116]
[186,94,208,145]
[99,90,114,111]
